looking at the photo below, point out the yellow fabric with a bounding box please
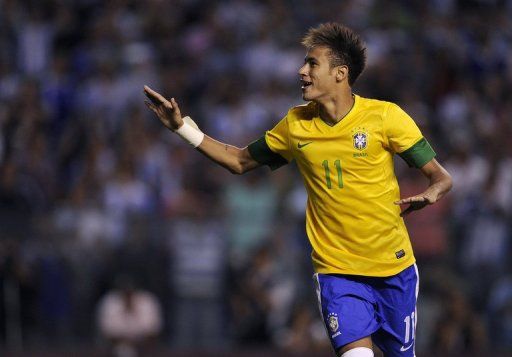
[265,95,424,276]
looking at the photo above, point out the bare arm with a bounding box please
[395,158,453,216]
[144,85,260,175]
[196,137,260,174]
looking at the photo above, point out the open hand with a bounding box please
[394,195,434,217]
[144,85,183,131]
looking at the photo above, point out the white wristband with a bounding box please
[174,116,204,147]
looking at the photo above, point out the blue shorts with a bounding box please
[314,264,419,356]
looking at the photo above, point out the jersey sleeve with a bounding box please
[384,103,436,168]
[247,115,293,170]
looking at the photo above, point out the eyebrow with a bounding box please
[304,56,317,63]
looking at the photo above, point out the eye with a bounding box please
[303,58,318,68]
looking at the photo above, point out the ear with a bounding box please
[336,65,349,82]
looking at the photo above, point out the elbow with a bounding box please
[228,153,254,175]
[228,166,244,175]
[446,173,453,192]
[227,162,246,175]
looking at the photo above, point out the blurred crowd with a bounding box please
[0,0,511,356]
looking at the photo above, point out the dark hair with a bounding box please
[302,22,367,86]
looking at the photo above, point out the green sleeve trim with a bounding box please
[248,136,289,170]
[398,137,436,168]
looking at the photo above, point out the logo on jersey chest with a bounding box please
[351,127,369,157]
[352,128,368,150]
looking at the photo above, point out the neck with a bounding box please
[317,88,354,126]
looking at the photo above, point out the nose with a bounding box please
[298,63,308,77]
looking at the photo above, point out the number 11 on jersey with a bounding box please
[322,159,343,189]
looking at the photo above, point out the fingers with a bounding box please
[170,97,181,115]
[143,86,182,118]
[144,100,156,111]
[394,196,429,217]
[144,85,168,106]
[398,200,428,217]
[394,196,426,205]
[399,205,415,217]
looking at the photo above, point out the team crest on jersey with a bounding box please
[328,312,339,333]
[352,130,368,150]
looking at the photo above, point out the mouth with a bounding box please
[301,80,312,90]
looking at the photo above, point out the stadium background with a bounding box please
[0,0,511,356]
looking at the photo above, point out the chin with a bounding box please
[301,92,313,101]
[303,95,318,102]
[301,88,319,102]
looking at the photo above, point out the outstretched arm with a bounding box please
[394,158,452,216]
[144,85,260,175]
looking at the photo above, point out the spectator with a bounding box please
[167,191,227,348]
[96,277,163,357]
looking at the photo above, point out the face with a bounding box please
[298,46,342,102]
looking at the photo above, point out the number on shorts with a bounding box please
[403,311,416,343]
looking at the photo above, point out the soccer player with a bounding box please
[144,23,452,357]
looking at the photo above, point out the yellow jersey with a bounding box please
[248,95,436,276]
